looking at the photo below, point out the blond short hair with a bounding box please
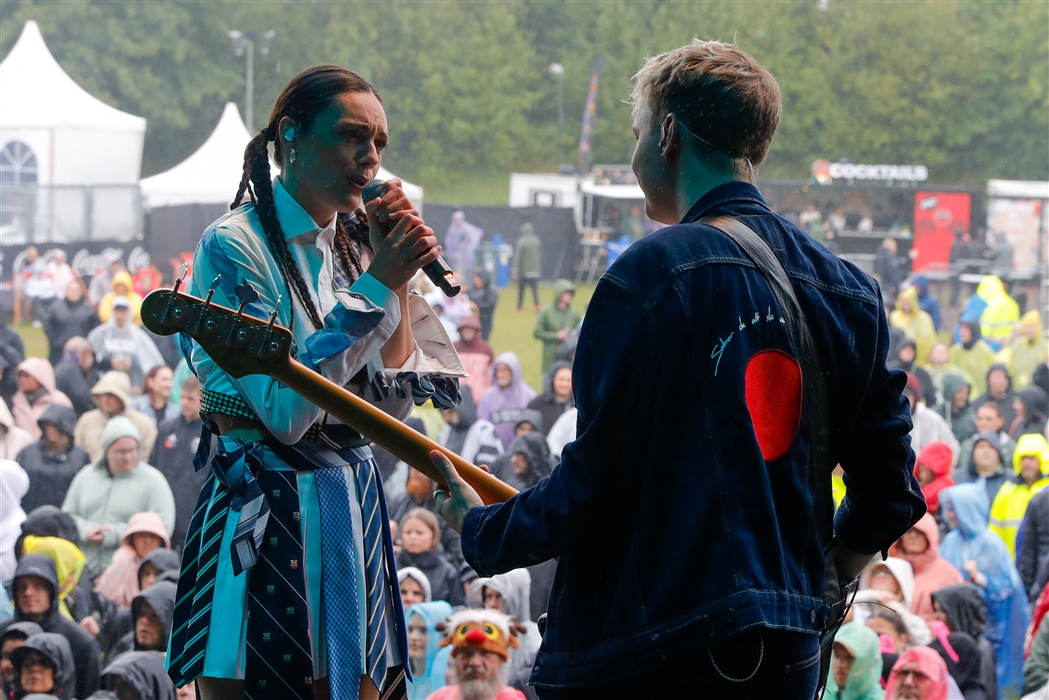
[629,39,781,175]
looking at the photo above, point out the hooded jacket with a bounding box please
[73,372,157,463]
[939,372,977,444]
[511,224,542,279]
[96,271,143,326]
[404,600,453,700]
[855,558,931,645]
[86,313,163,389]
[889,287,936,364]
[885,647,950,700]
[950,322,998,398]
[121,581,176,654]
[825,622,884,700]
[0,460,29,584]
[0,556,100,699]
[16,405,91,515]
[62,416,175,573]
[1011,310,1048,390]
[972,363,1017,429]
[473,570,542,700]
[395,548,465,608]
[437,386,502,468]
[94,513,171,609]
[974,276,1020,352]
[0,324,26,408]
[19,536,87,623]
[909,275,941,332]
[454,316,495,403]
[955,430,1011,506]
[10,632,76,700]
[477,352,538,450]
[888,513,963,622]
[99,651,175,700]
[1009,386,1048,440]
[939,484,1028,698]
[931,584,997,700]
[506,433,554,492]
[148,412,206,552]
[534,280,582,372]
[913,441,954,514]
[470,269,499,340]
[989,432,1049,558]
[43,295,98,366]
[0,402,33,463]
[10,359,73,441]
[527,361,574,439]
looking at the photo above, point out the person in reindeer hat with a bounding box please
[428,610,526,700]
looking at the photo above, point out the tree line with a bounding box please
[1,0,1045,201]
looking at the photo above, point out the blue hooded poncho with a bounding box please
[939,482,1029,698]
[405,600,453,700]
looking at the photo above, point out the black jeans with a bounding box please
[535,628,821,700]
[518,277,540,308]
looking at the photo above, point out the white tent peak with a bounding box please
[0,20,146,131]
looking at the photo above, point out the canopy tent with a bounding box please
[140,101,424,210]
[0,20,146,185]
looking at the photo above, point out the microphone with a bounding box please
[362,179,462,297]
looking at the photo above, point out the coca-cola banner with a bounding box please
[0,241,153,281]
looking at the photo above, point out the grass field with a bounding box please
[13,280,596,394]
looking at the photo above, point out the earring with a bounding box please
[290,148,296,165]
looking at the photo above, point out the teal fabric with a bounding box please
[405,601,453,700]
[825,622,884,700]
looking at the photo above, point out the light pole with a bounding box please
[549,63,566,170]
[228,29,276,130]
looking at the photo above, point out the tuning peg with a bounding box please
[203,274,222,309]
[172,262,189,294]
[267,294,281,329]
[233,283,260,321]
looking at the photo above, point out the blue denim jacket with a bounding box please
[460,182,925,688]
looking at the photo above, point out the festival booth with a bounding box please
[0,20,146,245]
[141,101,425,283]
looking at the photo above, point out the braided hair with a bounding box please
[231,65,381,330]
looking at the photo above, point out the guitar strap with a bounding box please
[699,215,856,697]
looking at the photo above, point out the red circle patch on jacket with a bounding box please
[745,349,803,461]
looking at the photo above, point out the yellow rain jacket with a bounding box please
[1009,310,1048,390]
[989,433,1049,558]
[890,287,937,364]
[977,276,1020,351]
[97,270,144,325]
[21,535,86,620]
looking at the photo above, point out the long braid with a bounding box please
[333,214,365,280]
[241,130,326,330]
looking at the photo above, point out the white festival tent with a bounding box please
[141,101,424,211]
[0,20,146,186]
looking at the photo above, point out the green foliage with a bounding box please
[1,0,1045,203]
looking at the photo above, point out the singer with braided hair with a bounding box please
[166,65,466,700]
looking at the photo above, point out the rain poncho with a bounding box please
[889,287,937,364]
[1010,310,1048,390]
[825,622,884,700]
[949,321,998,398]
[97,271,144,325]
[989,433,1049,558]
[975,276,1020,352]
[884,646,950,700]
[94,511,171,609]
[477,352,538,450]
[404,600,453,700]
[20,535,86,621]
[939,483,1029,698]
[888,513,963,622]
[443,211,484,274]
[10,358,73,441]
[913,441,955,515]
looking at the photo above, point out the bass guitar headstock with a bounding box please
[141,265,292,379]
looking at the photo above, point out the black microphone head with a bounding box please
[362,179,387,204]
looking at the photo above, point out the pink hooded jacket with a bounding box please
[888,512,964,622]
[10,357,72,440]
[94,511,171,608]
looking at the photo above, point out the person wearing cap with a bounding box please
[428,610,526,700]
[86,297,163,389]
[454,315,494,402]
[73,372,157,463]
[0,556,100,698]
[62,416,174,573]
[97,271,143,326]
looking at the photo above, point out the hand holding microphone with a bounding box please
[363,179,462,296]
